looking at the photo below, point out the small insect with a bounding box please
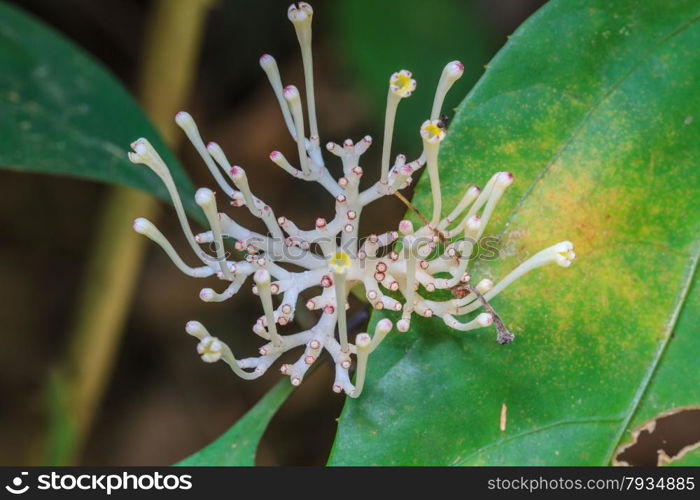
[436,114,450,130]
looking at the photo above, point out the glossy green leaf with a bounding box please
[330,0,700,465]
[0,1,197,213]
[177,379,294,466]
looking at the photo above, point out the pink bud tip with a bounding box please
[397,319,410,332]
[174,111,191,124]
[398,220,413,234]
[283,85,299,98]
[259,54,274,66]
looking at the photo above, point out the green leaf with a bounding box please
[663,446,700,466]
[613,271,700,464]
[177,379,294,466]
[626,258,700,418]
[0,1,197,213]
[330,0,700,465]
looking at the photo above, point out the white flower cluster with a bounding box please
[129,2,574,397]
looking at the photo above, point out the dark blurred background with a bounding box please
[0,0,546,465]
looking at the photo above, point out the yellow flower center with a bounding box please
[328,251,351,274]
[390,70,416,98]
[422,122,443,139]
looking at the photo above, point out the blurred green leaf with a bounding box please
[332,0,493,148]
[177,379,294,466]
[330,0,700,465]
[0,1,198,214]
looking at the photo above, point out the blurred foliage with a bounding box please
[331,0,494,150]
[0,2,199,216]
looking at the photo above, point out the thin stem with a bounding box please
[380,92,400,184]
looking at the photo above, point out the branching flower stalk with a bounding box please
[129,2,575,398]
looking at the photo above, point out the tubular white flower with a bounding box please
[381,70,416,184]
[421,119,447,226]
[458,242,576,316]
[132,218,214,278]
[254,269,283,347]
[329,250,351,352]
[443,312,493,331]
[131,2,574,397]
[431,60,464,120]
[398,235,419,332]
[442,184,480,230]
[195,188,233,280]
[175,111,237,198]
[370,318,393,353]
[128,138,204,261]
[284,85,311,174]
[186,321,262,379]
[269,150,303,178]
[350,333,371,398]
[287,2,318,140]
[259,54,296,137]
